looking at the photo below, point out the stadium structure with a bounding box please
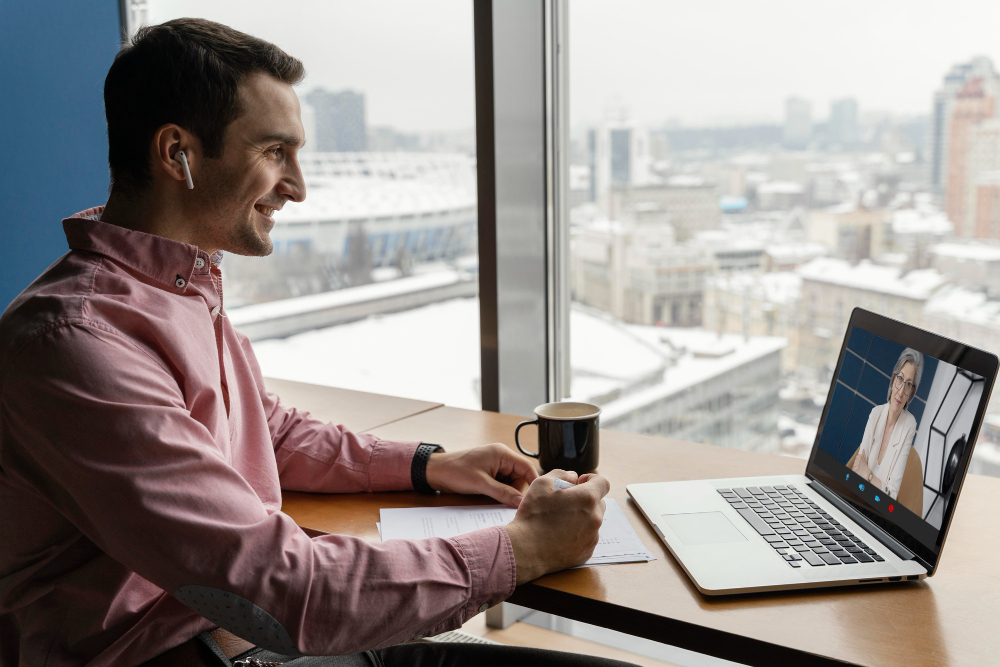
[270,152,478,269]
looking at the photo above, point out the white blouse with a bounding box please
[859,403,918,499]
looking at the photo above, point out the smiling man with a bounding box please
[0,18,629,667]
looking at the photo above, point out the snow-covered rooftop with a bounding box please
[891,209,953,236]
[925,285,1000,326]
[929,242,1000,262]
[797,258,948,300]
[757,181,805,195]
[765,242,828,264]
[707,271,802,305]
[273,152,477,224]
[666,174,709,188]
[228,271,468,326]
[587,328,786,422]
[249,296,787,419]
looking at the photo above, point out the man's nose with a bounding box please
[279,161,307,203]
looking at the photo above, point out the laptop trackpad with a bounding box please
[662,512,747,545]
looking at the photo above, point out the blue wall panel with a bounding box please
[818,383,854,458]
[839,350,864,389]
[0,1,121,309]
[846,327,872,356]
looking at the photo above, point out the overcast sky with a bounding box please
[148,0,1000,132]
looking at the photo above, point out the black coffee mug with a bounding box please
[515,402,601,473]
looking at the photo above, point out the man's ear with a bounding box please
[152,124,197,188]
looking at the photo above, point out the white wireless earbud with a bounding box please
[177,150,194,190]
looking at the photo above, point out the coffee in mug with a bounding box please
[515,402,600,473]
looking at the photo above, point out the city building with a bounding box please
[960,119,1000,237]
[944,78,997,234]
[755,180,806,210]
[763,242,827,272]
[829,98,859,148]
[303,88,368,152]
[887,206,953,267]
[612,176,719,241]
[808,203,889,262]
[923,285,1000,414]
[796,258,948,378]
[224,153,478,303]
[591,327,786,454]
[570,220,710,326]
[783,97,813,149]
[587,117,653,216]
[929,241,1000,293]
[690,230,765,273]
[972,172,1000,240]
[703,271,802,372]
[930,56,998,194]
[250,298,785,454]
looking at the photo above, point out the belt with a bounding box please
[142,628,257,666]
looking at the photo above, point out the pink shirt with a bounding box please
[0,208,515,666]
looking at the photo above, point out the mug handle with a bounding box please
[515,419,540,458]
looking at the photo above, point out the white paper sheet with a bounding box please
[378,498,654,567]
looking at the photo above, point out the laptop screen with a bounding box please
[806,309,996,570]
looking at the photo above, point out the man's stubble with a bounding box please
[196,157,274,258]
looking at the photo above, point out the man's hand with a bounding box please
[503,470,610,585]
[424,443,539,508]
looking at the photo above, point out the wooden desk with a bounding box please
[283,404,1000,667]
[263,377,442,432]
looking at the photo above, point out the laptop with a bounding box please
[627,308,998,595]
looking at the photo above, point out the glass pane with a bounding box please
[137,1,481,409]
[566,0,1000,477]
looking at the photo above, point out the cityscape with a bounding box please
[138,3,1000,480]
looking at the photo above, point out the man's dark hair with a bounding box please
[105,18,305,194]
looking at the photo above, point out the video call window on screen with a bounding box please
[817,327,985,531]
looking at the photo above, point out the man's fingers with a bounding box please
[500,447,539,484]
[577,473,611,499]
[545,469,579,484]
[483,476,524,508]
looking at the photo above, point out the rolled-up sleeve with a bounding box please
[2,323,514,655]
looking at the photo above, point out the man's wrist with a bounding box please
[503,523,543,586]
[411,443,444,494]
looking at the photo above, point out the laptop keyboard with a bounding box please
[717,485,885,568]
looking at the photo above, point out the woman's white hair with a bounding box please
[887,347,924,406]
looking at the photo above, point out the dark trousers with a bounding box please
[219,637,640,667]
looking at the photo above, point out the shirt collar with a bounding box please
[63,206,214,291]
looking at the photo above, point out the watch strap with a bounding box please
[411,443,444,494]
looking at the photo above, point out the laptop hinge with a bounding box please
[807,479,916,561]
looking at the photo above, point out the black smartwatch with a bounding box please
[411,443,444,494]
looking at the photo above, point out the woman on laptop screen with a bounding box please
[847,348,923,499]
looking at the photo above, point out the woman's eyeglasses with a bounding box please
[893,373,916,396]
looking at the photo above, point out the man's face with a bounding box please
[193,72,307,256]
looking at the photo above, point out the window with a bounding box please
[129,1,483,409]
[563,0,1000,476]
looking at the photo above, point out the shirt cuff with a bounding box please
[446,526,516,625]
[367,439,421,491]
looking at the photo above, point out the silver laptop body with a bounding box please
[627,309,997,595]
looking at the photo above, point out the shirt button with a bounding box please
[211,306,221,318]
[194,257,206,269]
[175,277,186,289]
[478,603,490,613]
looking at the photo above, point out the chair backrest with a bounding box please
[897,450,923,516]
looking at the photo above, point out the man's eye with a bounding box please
[268,147,282,156]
